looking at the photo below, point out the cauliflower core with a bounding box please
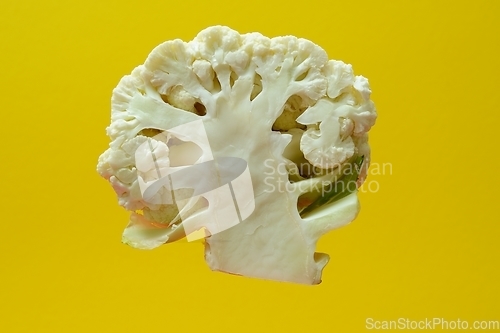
[97,26,377,284]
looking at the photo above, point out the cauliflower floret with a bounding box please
[324,60,355,99]
[300,117,355,169]
[296,79,376,171]
[97,136,150,211]
[97,26,377,285]
[162,85,197,112]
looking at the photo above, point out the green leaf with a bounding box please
[299,155,364,217]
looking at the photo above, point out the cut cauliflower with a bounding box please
[97,26,377,284]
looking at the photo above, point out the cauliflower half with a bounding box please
[97,26,377,284]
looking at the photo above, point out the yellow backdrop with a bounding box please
[1,0,499,332]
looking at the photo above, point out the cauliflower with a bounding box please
[97,26,377,284]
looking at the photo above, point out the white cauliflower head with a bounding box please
[97,26,377,284]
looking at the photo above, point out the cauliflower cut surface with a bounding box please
[97,26,377,284]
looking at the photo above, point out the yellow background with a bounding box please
[1,0,499,332]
